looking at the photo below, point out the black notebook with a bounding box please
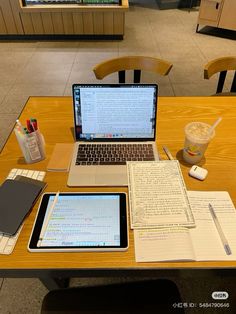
[0,179,45,235]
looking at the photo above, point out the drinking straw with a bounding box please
[208,117,222,134]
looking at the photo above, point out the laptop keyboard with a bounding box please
[0,168,46,255]
[75,143,155,165]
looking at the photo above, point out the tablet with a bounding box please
[28,192,128,252]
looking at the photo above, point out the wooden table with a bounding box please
[1,96,236,289]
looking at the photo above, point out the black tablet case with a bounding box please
[0,179,43,235]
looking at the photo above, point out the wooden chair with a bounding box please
[41,279,184,314]
[204,56,236,95]
[93,56,173,83]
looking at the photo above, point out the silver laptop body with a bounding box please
[67,84,159,186]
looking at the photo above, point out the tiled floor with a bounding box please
[0,0,236,312]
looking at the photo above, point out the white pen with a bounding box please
[163,146,174,160]
[37,191,60,246]
[209,203,232,255]
[15,119,25,135]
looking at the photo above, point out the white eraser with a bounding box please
[189,165,208,181]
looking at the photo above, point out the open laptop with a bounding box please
[67,84,159,186]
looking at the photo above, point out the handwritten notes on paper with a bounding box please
[127,161,195,229]
[134,227,195,262]
[134,191,236,262]
[188,191,236,261]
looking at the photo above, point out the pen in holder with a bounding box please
[14,127,46,164]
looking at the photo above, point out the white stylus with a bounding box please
[38,191,60,245]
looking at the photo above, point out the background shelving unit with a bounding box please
[197,0,236,32]
[0,0,128,38]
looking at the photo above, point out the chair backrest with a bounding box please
[204,56,236,94]
[93,55,173,83]
[41,279,184,314]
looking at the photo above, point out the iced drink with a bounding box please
[183,122,215,164]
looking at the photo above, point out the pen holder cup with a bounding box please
[14,128,46,164]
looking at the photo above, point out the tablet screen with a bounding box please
[28,193,128,252]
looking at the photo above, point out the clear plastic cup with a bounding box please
[14,128,45,164]
[183,122,215,164]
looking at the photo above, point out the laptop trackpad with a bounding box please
[95,166,127,186]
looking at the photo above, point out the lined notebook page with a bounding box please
[188,191,236,261]
[134,227,195,262]
[127,161,195,229]
[133,191,236,262]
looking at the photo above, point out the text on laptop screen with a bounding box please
[73,84,157,141]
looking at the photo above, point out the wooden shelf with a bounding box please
[20,0,129,12]
[0,0,129,37]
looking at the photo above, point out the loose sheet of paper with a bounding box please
[127,161,195,229]
[188,191,236,261]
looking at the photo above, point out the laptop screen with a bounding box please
[72,84,158,141]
